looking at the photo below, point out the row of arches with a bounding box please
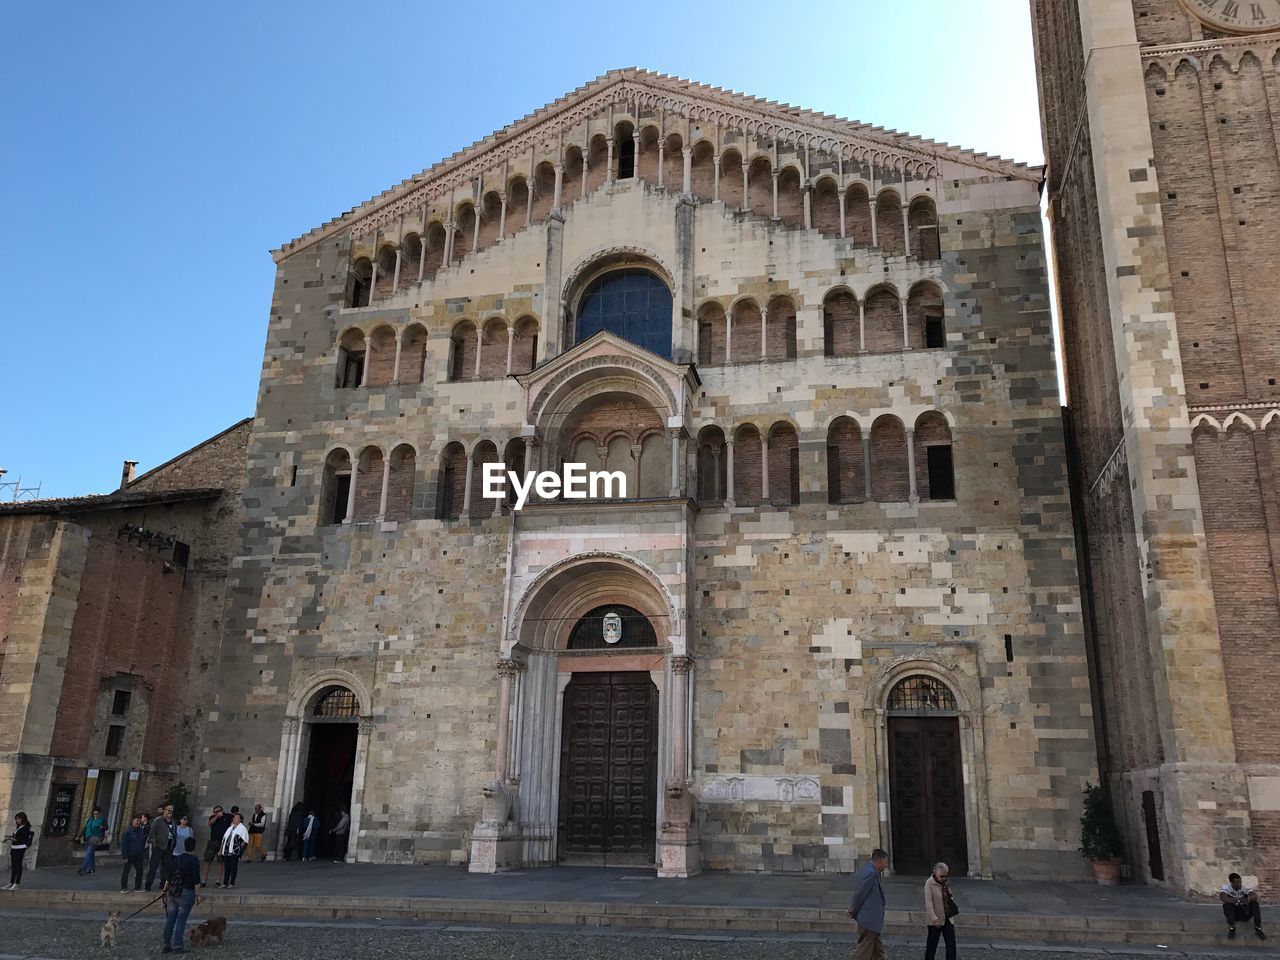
[315,410,955,525]
[345,132,941,309]
[334,316,540,388]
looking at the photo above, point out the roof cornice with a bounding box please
[273,68,1039,263]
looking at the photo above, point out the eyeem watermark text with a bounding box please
[483,463,626,510]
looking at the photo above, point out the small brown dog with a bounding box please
[99,911,120,947]
[188,916,227,947]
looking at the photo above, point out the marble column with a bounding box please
[553,164,563,210]
[906,428,919,503]
[682,146,692,194]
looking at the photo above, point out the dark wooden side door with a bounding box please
[558,671,658,865]
[888,716,968,875]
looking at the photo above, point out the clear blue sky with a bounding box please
[2,1,1045,499]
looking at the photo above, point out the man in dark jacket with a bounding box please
[847,849,889,960]
[144,805,174,892]
[119,815,147,892]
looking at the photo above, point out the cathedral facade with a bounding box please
[1031,0,1280,894]
[199,69,1097,879]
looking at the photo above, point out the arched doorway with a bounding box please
[301,685,359,860]
[887,675,968,875]
[558,604,660,866]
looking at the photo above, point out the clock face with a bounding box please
[1184,0,1280,32]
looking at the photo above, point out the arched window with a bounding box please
[776,167,804,227]
[449,321,477,381]
[696,426,727,504]
[747,156,772,218]
[845,184,873,247]
[915,412,955,501]
[374,245,398,300]
[813,178,840,237]
[823,290,859,358]
[870,415,909,502]
[876,190,905,256]
[312,685,360,718]
[423,222,446,277]
[909,197,940,260]
[731,299,762,362]
[887,675,957,712]
[562,145,584,206]
[400,234,422,287]
[720,149,744,209]
[690,141,716,200]
[353,447,384,521]
[437,442,467,520]
[733,424,763,506]
[348,258,372,308]
[511,317,539,374]
[827,417,864,504]
[909,281,945,350]
[397,323,428,384]
[615,121,636,179]
[470,441,499,517]
[765,296,798,360]
[478,317,509,379]
[336,329,365,388]
[574,269,673,358]
[864,286,901,354]
[364,326,396,387]
[320,449,353,525]
[506,179,529,238]
[385,444,416,521]
[697,302,727,366]
[767,422,800,505]
[568,604,658,649]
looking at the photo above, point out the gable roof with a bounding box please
[274,68,1040,263]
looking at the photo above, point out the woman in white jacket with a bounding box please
[218,812,250,889]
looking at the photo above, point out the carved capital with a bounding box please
[670,655,694,675]
[283,717,301,734]
[358,717,376,735]
[496,658,525,678]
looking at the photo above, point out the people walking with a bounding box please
[847,848,889,960]
[161,836,204,954]
[283,802,304,861]
[1220,872,1267,940]
[924,861,959,960]
[329,809,350,862]
[144,804,175,892]
[76,806,105,876]
[3,811,34,890]
[301,810,319,862]
[203,805,232,886]
[218,812,250,889]
[173,816,193,861]
[119,815,146,893]
[246,804,268,864]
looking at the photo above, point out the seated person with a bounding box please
[1219,872,1266,940]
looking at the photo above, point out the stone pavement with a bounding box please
[2,862,1265,949]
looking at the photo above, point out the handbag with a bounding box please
[945,892,960,918]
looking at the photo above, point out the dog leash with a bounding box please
[120,890,167,924]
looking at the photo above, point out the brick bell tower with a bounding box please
[1030,0,1280,894]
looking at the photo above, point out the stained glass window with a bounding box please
[887,675,957,712]
[313,685,359,718]
[574,269,672,358]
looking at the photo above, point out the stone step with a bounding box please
[2,888,1241,947]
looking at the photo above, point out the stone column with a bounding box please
[709,445,720,501]
[862,434,872,501]
[606,138,615,184]
[474,329,483,379]
[417,235,426,281]
[771,172,779,219]
[725,438,736,507]
[858,299,866,353]
[471,209,481,255]
[392,334,403,385]
[838,186,847,238]
[741,162,749,211]
[803,182,812,229]
[761,437,771,503]
[443,220,454,265]
[657,139,665,187]
[682,146,692,194]
[392,247,402,290]
[906,428,918,503]
[901,298,911,349]
[868,198,878,247]
[469,658,524,873]
[902,203,911,256]
[760,307,768,361]
[658,655,700,879]
[363,335,373,386]
[670,656,692,778]
[494,659,521,779]
[377,455,391,521]
[368,254,378,304]
[632,133,641,177]
[581,153,589,192]
[505,326,515,374]
[553,164,563,210]
[461,455,474,517]
[713,154,720,201]
[498,192,508,239]
[344,459,358,524]
[669,428,684,497]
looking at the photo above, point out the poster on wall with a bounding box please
[45,783,76,837]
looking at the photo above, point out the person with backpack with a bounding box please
[161,836,203,953]
[218,812,250,888]
[3,811,34,890]
[144,804,175,892]
[76,806,106,876]
[119,814,147,893]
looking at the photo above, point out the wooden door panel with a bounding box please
[889,716,967,875]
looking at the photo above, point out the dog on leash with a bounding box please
[99,911,120,947]
[188,916,228,947]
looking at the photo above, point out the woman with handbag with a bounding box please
[3,811,34,890]
[924,861,959,960]
[76,806,105,876]
[218,811,250,889]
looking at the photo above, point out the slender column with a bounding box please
[741,162,749,211]
[901,298,911,349]
[392,247,402,290]
[553,164,564,209]
[632,133,640,178]
[902,203,911,256]
[377,455,391,521]
[682,146,692,194]
[858,300,866,352]
[521,437,536,504]
[524,183,532,227]
[771,172,779,219]
[492,465,504,517]
[363,335,373,387]
[368,252,379,304]
[581,153,588,193]
[868,199,878,246]
[725,438,736,507]
[471,208,480,255]
[760,307,768,361]
[495,660,522,780]
[443,220,454,265]
[670,656,693,779]
[344,461,358,524]
[417,233,426,281]
[710,446,721,501]
[803,183,812,229]
[725,306,733,362]
[906,428,918,503]
[498,192,508,239]
[838,187,847,238]
[713,154,721,201]
[461,455,474,516]
[474,327,483,379]
[657,139,665,187]
[669,430,682,497]
[505,326,515,374]
[392,335,403,385]
[761,438,771,502]
[606,138,615,184]
[863,434,872,501]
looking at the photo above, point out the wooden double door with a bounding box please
[888,716,968,875]
[558,671,658,865]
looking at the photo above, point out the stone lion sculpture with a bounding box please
[660,778,697,832]
[479,778,515,832]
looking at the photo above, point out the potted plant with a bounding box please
[1080,782,1124,884]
